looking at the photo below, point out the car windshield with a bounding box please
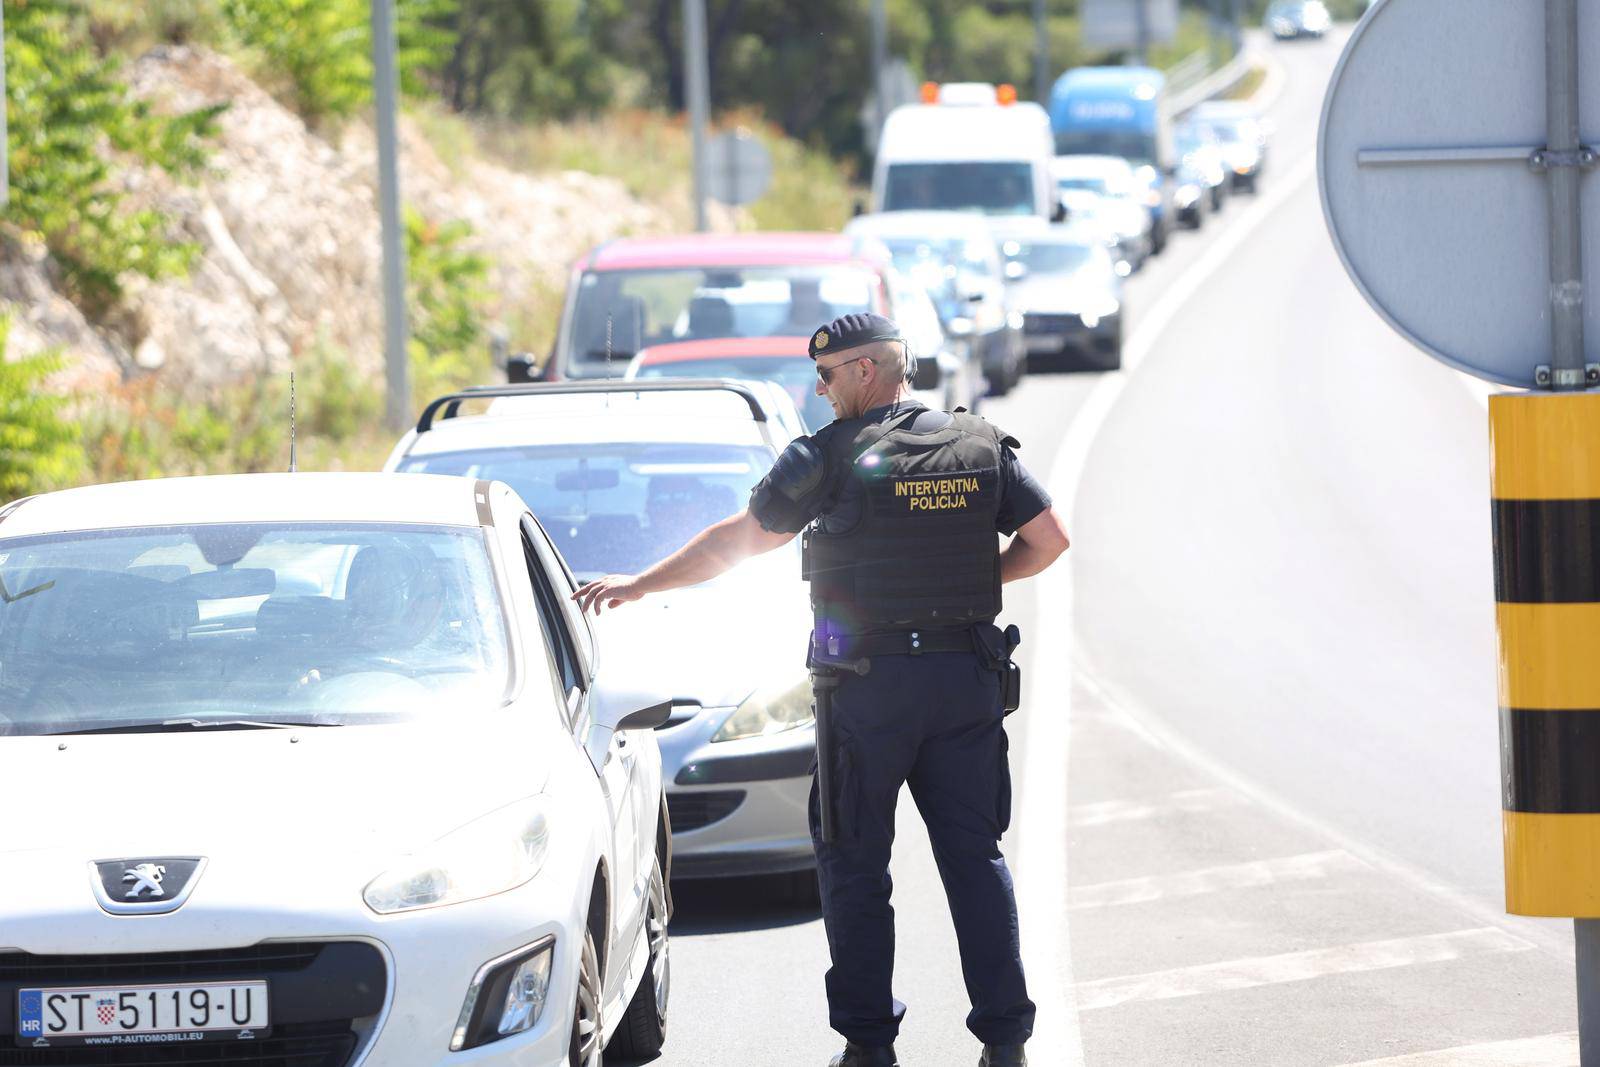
[1200,118,1258,145]
[566,267,876,368]
[636,357,834,431]
[1012,241,1095,275]
[398,444,776,581]
[0,523,511,736]
[1054,129,1157,168]
[883,162,1036,216]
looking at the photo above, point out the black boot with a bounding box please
[829,1041,900,1067]
[978,1044,1026,1067]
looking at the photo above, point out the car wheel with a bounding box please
[606,859,670,1059]
[569,926,604,1067]
[985,369,1013,398]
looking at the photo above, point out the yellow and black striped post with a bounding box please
[1492,390,1600,916]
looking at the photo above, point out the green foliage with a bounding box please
[0,320,85,499]
[441,0,637,118]
[4,0,222,310]
[220,0,458,123]
[404,206,491,404]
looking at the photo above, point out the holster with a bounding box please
[807,645,869,846]
[974,622,1023,714]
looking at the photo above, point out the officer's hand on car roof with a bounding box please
[572,573,645,616]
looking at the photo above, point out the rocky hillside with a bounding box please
[0,45,681,393]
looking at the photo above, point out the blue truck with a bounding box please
[1048,66,1177,254]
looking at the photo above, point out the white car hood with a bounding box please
[0,715,553,862]
[591,553,812,709]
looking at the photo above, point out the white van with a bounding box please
[871,83,1063,225]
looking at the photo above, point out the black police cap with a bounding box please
[808,312,904,361]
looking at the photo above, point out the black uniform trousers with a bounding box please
[808,649,1036,1048]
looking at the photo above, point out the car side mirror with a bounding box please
[1050,200,1067,223]
[506,352,537,383]
[583,680,673,769]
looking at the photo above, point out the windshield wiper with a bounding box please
[54,718,342,735]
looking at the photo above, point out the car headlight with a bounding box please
[712,678,814,743]
[364,798,551,914]
[1142,188,1162,207]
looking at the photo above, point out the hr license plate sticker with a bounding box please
[16,982,269,1047]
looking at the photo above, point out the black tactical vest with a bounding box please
[802,409,1006,635]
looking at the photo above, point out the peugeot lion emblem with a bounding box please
[122,862,167,898]
[91,857,205,915]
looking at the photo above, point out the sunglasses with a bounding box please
[816,354,877,385]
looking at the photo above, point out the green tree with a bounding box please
[404,206,490,403]
[4,0,221,311]
[221,0,458,123]
[0,319,85,498]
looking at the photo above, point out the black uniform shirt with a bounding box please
[749,401,1052,537]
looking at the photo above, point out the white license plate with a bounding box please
[16,981,269,1047]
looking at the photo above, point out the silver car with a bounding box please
[1002,226,1126,372]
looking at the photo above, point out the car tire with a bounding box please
[1151,221,1168,255]
[607,858,670,1060]
[569,926,604,1067]
[985,369,1013,398]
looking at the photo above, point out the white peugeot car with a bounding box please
[0,473,670,1067]
[386,382,822,901]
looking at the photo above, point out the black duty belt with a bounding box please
[815,629,977,660]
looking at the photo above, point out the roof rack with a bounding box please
[415,379,772,435]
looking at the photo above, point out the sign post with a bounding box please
[371,0,409,433]
[684,0,710,232]
[1321,0,1600,1057]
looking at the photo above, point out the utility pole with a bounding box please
[1033,0,1050,105]
[1134,0,1150,66]
[372,0,410,432]
[684,0,710,232]
[871,0,888,143]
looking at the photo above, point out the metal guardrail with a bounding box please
[1165,46,1258,118]
[1165,49,1212,96]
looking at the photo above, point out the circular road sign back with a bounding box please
[1319,0,1600,388]
[706,132,773,207]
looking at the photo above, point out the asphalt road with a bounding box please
[653,25,1583,1067]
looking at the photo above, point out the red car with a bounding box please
[624,336,837,431]
[535,233,895,382]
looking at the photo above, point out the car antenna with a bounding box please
[287,371,298,473]
[604,312,613,407]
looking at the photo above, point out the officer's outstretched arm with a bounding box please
[571,509,796,615]
[1000,506,1071,584]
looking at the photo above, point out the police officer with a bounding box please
[573,313,1071,1067]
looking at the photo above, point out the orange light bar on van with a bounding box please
[996,83,1017,105]
[920,81,940,103]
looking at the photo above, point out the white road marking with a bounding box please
[1072,662,1574,959]
[1010,69,1321,1067]
[1069,849,1365,909]
[1075,927,1535,1012]
[1340,1033,1578,1067]
[1069,787,1240,828]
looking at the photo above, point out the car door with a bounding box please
[519,516,645,939]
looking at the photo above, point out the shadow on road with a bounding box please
[669,872,822,936]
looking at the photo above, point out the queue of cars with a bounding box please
[0,60,1275,1067]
